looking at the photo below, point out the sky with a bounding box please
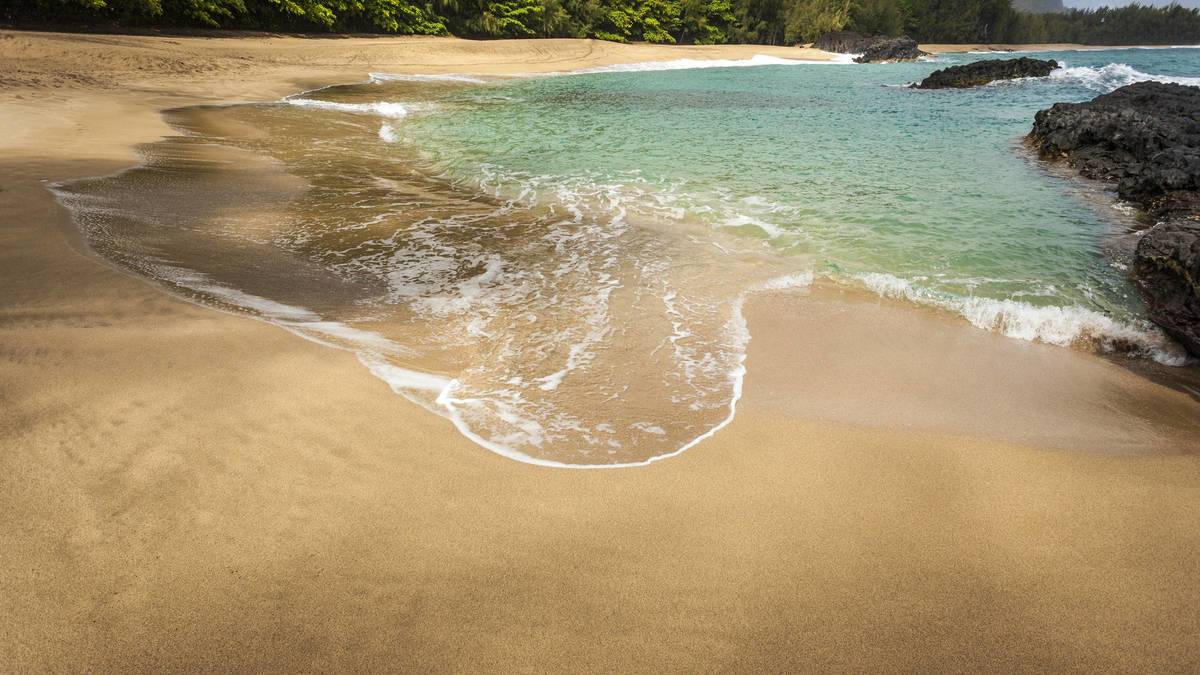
[1064,0,1200,7]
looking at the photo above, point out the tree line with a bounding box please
[7,0,1200,45]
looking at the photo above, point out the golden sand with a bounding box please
[2,30,1199,670]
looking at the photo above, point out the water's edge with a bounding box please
[48,53,1197,468]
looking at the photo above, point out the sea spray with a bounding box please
[1048,62,1200,92]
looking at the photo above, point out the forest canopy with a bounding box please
[6,0,1200,45]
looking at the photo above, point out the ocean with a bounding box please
[56,46,1200,466]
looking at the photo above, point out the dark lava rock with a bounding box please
[1030,81,1200,356]
[1029,82,1200,207]
[913,57,1059,89]
[1134,219,1200,356]
[854,37,926,64]
[811,31,927,63]
[811,30,872,54]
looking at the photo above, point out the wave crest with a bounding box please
[368,72,488,84]
[1049,62,1200,92]
[571,53,855,75]
[283,97,413,118]
[857,272,1188,365]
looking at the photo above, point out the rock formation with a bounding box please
[1029,81,1200,356]
[854,37,926,64]
[914,57,1059,89]
[810,31,927,63]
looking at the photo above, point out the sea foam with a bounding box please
[157,265,413,356]
[571,53,856,75]
[283,97,412,118]
[65,52,1197,469]
[368,72,489,84]
[364,54,855,88]
[856,272,1188,366]
[1049,62,1200,92]
[358,286,766,470]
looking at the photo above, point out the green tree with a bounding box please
[11,0,1200,44]
[784,0,850,43]
[847,0,906,36]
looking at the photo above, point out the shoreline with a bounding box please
[54,62,1193,468]
[922,42,1200,52]
[4,30,1200,670]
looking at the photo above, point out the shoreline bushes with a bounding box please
[6,0,1200,45]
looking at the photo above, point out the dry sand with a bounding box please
[2,30,1199,671]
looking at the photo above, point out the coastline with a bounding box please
[3,30,1200,670]
[921,42,1200,52]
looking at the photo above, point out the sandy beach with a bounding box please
[3,30,1200,671]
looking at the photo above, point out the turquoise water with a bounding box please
[397,48,1200,361]
[58,48,1200,467]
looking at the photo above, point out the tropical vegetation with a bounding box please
[6,0,1200,45]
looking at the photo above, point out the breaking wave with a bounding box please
[366,57,853,85]
[283,97,414,118]
[571,53,857,74]
[368,72,489,84]
[55,48,1198,468]
[856,272,1188,366]
[1049,62,1200,92]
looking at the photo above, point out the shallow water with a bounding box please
[404,48,1200,362]
[55,47,1200,466]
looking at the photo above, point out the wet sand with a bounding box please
[2,30,1200,671]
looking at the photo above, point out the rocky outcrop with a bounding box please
[913,57,1059,89]
[854,37,926,64]
[1030,82,1200,205]
[1133,220,1200,356]
[811,30,872,54]
[1029,81,1200,356]
[811,31,927,63]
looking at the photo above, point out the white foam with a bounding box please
[317,155,826,468]
[60,53,1200,471]
[283,98,412,118]
[535,338,593,391]
[967,49,1053,55]
[856,272,1188,366]
[723,213,788,238]
[361,357,453,393]
[296,320,410,355]
[358,358,499,450]
[158,265,412,357]
[368,72,488,84]
[333,222,801,470]
[365,351,661,471]
[1049,62,1200,92]
[571,53,855,75]
[161,266,320,321]
[755,271,815,291]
